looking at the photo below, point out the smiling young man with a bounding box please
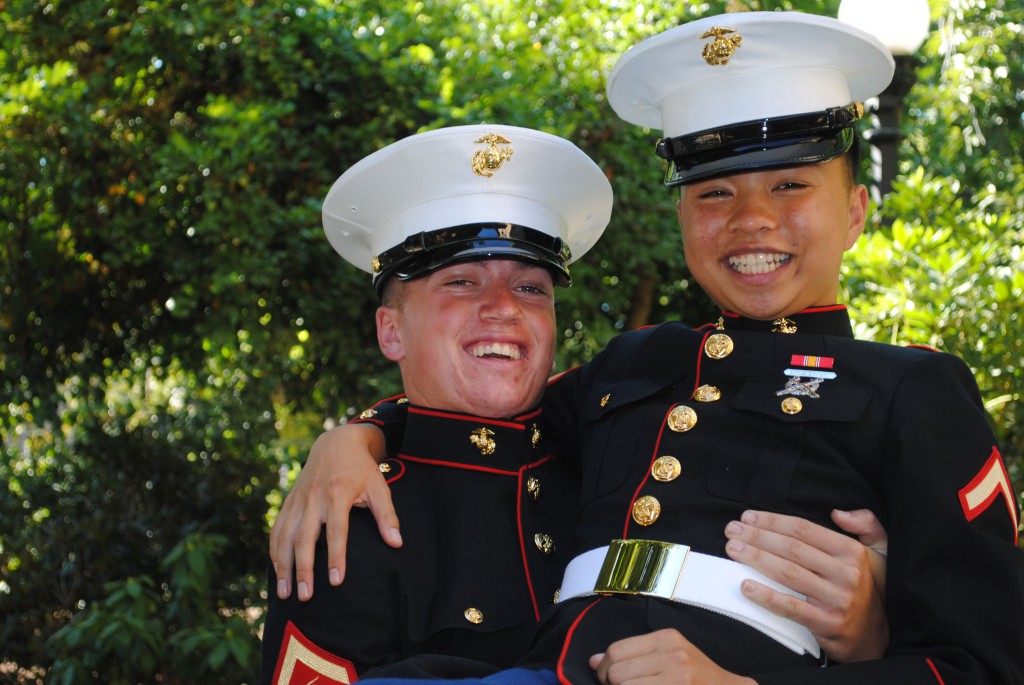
[678,157,865,322]
[376,260,558,420]
[259,124,613,684]
[516,11,1021,684]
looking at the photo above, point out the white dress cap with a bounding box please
[322,125,613,295]
[606,11,896,184]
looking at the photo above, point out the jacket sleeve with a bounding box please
[757,351,1024,685]
[260,516,402,684]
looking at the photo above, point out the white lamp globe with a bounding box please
[838,0,931,55]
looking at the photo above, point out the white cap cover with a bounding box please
[322,125,614,294]
[606,11,895,184]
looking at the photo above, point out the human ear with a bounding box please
[376,306,406,362]
[676,194,687,243]
[844,183,869,250]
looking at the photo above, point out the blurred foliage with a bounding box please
[46,533,259,684]
[0,0,1019,681]
[843,0,1023,488]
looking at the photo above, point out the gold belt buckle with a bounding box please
[593,539,690,598]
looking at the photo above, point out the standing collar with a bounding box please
[399,405,547,469]
[718,305,854,338]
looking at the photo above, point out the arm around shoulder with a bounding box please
[270,421,399,601]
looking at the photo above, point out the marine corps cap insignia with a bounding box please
[700,27,742,66]
[471,133,514,177]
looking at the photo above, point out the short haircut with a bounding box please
[379,277,405,309]
[844,138,861,187]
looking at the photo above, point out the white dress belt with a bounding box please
[557,540,821,658]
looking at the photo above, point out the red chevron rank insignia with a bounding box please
[958,447,1019,545]
[272,622,358,684]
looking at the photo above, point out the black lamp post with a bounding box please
[866,55,921,202]
[838,0,931,204]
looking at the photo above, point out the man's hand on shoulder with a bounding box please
[270,423,399,601]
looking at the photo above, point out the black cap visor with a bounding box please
[656,104,862,186]
[372,223,572,298]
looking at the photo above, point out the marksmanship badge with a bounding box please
[777,354,836,399]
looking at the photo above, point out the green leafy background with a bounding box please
[1,0,1020,681]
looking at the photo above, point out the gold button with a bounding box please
[464,607,484,624]
[632,495,661,526]
[781,397,803,414]
[527,476,541,501]
[600,393,611,408]
[379,463,391,474]
[693,385,721,402]
[651,456,681,482]
[371,255,382,273]
[667,405,697,432]
[534,533,555,555]
[530,424,542,448]
[704,333,734,359]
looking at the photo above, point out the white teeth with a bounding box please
[728,253,791,274]
[469,342,522,360]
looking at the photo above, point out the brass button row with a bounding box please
[633,454,684,527]
[464,478,554,626]
[639,353,726,527]
[629,329,803,529]
[633,404,697,527]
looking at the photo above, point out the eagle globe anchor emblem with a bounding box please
[471,134,514,177]
[700,27,742,66]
